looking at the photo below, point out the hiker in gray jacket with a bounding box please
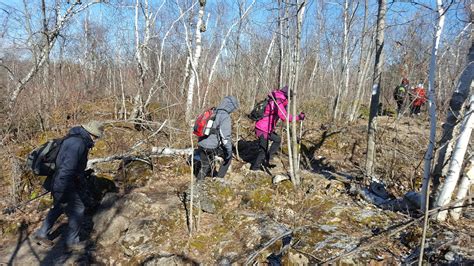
[197,96,239,180]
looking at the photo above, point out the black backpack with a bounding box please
[26,137,69,177]
[248,97,270,121]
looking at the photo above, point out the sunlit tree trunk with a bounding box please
[420,0,446,211]
[450,156,474,221]
[185,0,206,123]
[278,0,284,88]
[435,96,473,221]
[432,42,474,200]
[419,2,447,262]
[365,0,386,180]
[332,0,350,121]
[289,0,305,186]
[349,0,370,122]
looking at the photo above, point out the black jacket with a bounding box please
[52,126,93,193]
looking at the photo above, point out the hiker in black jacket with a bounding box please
[34,121,104,251]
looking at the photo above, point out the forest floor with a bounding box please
[0,108,472,264]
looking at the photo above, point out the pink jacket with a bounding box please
[255,89,300,134]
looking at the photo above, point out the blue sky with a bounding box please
[0,0,469,60]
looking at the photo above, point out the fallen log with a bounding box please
[87,147,194,168]
[151,147,193,156]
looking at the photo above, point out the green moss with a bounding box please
[190,235,209,252]
[276,180,294,195]
[248,189,273,210]
[190,222,230,253]
[358,214,386,227]
[215,185,233,199]
[300,197,335,221]
[206,182,238,212]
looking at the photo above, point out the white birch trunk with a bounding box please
[435,96,474,221]
[349,0,369,122]
[366,0,386,180]
[290,0,305,186]
[450,157,473,221]
[332,0,349,121]
[420,0,446,211]
[185,1,205,123]
[432,40,474,198]
[278,0,284,87]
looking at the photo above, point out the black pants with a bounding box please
[411,105,421,115]
[251,132,281,170]
[396,99,404,115]
[36,191,85,246]
[197,147,231,180]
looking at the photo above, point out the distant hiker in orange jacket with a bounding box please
[411,83,427,116]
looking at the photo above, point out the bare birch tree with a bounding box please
[333,0,358,121]
[435,95,473,221]
[4,0,100,126]
[365,0,386,181]
[289,0,306,186]
[420,0,446,212]
[432,41,474,200]
[349,0,372,122]
[185,0,206,123]
[450,156,473,221]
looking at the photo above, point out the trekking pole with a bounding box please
[297,120,304,170]
[3,191,50,215]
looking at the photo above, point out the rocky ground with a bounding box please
[0,114,472,265]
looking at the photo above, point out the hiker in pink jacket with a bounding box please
[250,86,305,171]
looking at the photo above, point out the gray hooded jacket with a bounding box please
[198,96,239,158]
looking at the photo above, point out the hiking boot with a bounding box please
[262,162,276,168]
[32,233,54,247]
[249,166,262,171]
[250,165,266,173]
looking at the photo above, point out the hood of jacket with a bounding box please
[270,89,287,102]
[216,96,239,113]
[198,96,238,152]
[68,126,94,148]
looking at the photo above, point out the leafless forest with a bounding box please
[0,0,470,132]
[0,0,472,264]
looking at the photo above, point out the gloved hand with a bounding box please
[298,112,306,120]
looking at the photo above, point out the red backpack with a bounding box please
[193,108,217,137]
